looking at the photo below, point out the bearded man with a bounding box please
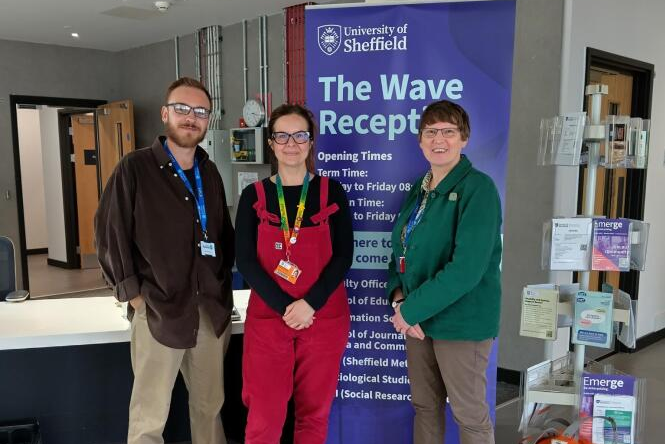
[95,77,235,444]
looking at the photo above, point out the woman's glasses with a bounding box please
[271,131,311,144]
[420,128,460,139]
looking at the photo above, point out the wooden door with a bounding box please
[581,71,633,291]
[97,100,135,191]
[71,113,99,269]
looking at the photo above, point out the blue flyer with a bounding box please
[573,290,614,348]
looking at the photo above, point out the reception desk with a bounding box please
[0,290,251,444]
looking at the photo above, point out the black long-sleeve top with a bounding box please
[235,176,353,315]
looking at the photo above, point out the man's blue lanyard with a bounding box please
[402,190,427,253]
[163,141,208,239]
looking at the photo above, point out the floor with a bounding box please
[496,339,665,443]
[172,340,665,443]
[21,253,665,442]
[27,253,108,298]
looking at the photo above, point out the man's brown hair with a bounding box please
[165,77,212,108]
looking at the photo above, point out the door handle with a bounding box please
[4,190,10,200]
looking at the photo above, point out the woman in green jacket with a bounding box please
[388,100,502,444]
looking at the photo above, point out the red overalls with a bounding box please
[242,177,350,444]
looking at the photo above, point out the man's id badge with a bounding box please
[274,259,301,284]
[200,241,216,257]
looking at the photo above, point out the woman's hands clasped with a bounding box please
[283,299,316,330]
[391,288,425,340]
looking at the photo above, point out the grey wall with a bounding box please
[1,2,565,373]
[220,14,285,130]
[498,0,563,371]
[116,38,180,148]
[115,13,284,146]
[0,38,120,289]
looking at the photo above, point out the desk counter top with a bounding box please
[0,289,250,351]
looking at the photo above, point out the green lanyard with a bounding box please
[276,173,310,260]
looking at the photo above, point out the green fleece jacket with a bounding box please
[387,155,502,340]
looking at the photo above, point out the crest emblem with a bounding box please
[318,25,342,55]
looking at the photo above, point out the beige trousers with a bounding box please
[406,337,494,444]
[128,304,231,444]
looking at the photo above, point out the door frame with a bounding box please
[577,49,654,354]
[10,95,106,292]
[57,108,100,270]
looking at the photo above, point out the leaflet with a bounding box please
[573,290,614,348]
[554,112,586,165]
[520,287,558,340]
[550,218,593,270]
[592,394,635,444]
[580,372,637,444]
[592,218,630,272]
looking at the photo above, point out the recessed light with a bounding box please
[71,32,80,38]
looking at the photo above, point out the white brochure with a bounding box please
[592,394,636,444]
[555,112,586,165]
[520,287,559,340]
[550,218,593,270]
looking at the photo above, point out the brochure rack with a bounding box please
[538,113,651,168]
[541,217,650,272]
[520,357,647,443]
[521,84,650,442]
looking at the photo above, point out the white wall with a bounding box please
[17,108,48,250]
[38,107,68,263]
[557,0,665,339]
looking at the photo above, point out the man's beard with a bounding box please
[165,120,206,148]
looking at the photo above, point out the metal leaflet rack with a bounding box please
[521,85,651,444]
[574,83,607,391]
[523,84,630,416]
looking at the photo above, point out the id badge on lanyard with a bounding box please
[400,189,427,273]
[273,173,309,284]
[163,141,216,257]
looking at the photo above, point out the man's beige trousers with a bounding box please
[128,304,231,444]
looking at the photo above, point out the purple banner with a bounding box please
[306,2,516,442]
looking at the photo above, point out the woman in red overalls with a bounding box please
[235,103,353,444]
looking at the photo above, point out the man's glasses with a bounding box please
[166,103,211,119]
[421,127,461,139]
[271,131,311,145]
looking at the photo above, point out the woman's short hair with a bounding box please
[419,100,470,141]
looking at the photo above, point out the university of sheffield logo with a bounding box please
[318,25,342,55]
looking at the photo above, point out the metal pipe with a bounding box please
[574,85,606,408]
[195,30,200,81]
[214,25,219,129]
[210,26,215,129]
[207,27,213,126]
[283,10,287,104]
[243,20,248,103]
[258,17,264,104]
[205,28,210,127]
[174,36,180,79]
[262,15,269,126]
[214,25,222,129]
[210,27,216,129]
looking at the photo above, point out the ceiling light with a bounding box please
[71,33,80,38]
